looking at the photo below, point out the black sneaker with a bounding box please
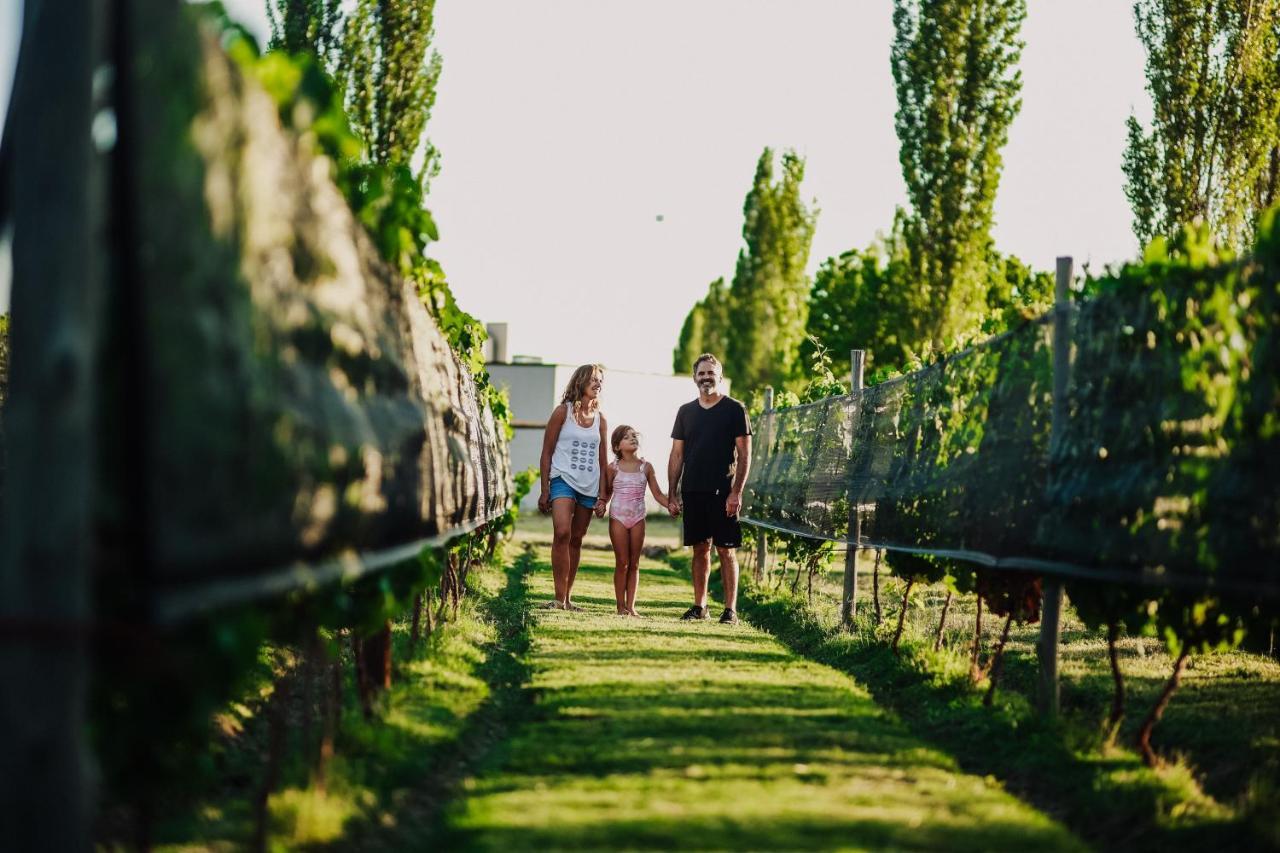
[680,605,709,621]
[718,609,738,625]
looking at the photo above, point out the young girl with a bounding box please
[602,425,670,616]
[538,364,609,611]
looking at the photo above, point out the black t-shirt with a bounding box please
[671,396,752,494]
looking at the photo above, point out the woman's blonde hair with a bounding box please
[560,364,604,416]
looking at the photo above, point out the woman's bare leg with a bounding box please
[626,521,645,614]
[549,498,576,605]
[609,519,631,613]
[564,502,594,608]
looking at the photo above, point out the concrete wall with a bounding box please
[489,362,730,513]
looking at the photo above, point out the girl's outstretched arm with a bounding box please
[538,405,567,514]
[644,461,669,510]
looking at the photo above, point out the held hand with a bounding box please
[537,492,551,515]
[668,496,681,517]
[594,501,607,518]
[726,492,742,517]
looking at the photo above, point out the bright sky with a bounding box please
[1,1,1151,374]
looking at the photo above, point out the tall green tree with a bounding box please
[1123,0,1280,251]
[803,210,1052,374]
[341,0,444,188]
[265,0,344,67]
[891,0,1027,351]
[723,148,818,392]
[673,277,731,373]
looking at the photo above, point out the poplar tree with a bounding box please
[1123,0,1280,251]
[266,0,344,67]
[723,148,817,392]
[891,0,1026,351]
[341,0,444,188]
[673,277,730,374]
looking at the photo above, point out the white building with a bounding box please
[484,323,729,512]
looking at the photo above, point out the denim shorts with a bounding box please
[549,476,597,509]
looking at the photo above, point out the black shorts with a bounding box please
[681,491,742,548]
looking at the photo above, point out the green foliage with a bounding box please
[724,149,818,393]
[340,0,443,192]
[891,0,1027,351]
[672,277,730,374]
[266,0,344,67]
[802,210,1052,374]
[1051,217,1279,656]
[1123,0,1280,251]
[90,9,518,828]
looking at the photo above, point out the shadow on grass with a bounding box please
[322,551,538,851]
[433,554,1087,852]
[735,585,1268,853]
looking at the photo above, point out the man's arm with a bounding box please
[667,439,684,516]
[726,434,752,517]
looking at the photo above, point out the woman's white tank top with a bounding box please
[550,403,602,495]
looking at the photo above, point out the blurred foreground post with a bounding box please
[0,0,106,846]
[754,387,774,582]
[1038,257,1073,715]
[841,349,865,629]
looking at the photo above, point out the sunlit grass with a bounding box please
[154,561,516,850]
[437,547,1085,851]
[736,557,1267,850]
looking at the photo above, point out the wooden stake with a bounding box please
[1038,256,1073,716]
[841,350,866,630]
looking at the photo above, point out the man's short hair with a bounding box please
[692,353,722,374]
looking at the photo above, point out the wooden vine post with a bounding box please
[841,349,866,629]
[754,387,774,582]
[1037,256,1073,716]
[0,3,105,848]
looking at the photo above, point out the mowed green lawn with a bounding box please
[434,546,1085,851]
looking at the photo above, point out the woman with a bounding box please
[538,364,608,610]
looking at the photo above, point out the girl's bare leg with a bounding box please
[609,519,631,613]
[564,502,594,609]
[549,498,577,605]
[626,521,645,614]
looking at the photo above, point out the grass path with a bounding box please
[433,546,1086,851]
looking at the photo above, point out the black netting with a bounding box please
[743,257,1278,599]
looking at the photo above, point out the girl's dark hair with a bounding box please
[560,364,605,415]
[610,424,639,460]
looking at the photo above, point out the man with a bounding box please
[667,353,752,624]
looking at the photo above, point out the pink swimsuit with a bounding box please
[609,461,648,529]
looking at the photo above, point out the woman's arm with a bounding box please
[594,415,609,517]
[538,405,566,514]
[644,461,669,508]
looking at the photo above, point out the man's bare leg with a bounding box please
[717,545,740,612]
[691,540,712,609]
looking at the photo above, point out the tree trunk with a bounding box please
[410,593,424,649]
[315,651,340,793]
[806,558,815,604]
[983,612,1015,707]
[1136,650,1190,768]
[934,590,953,651]
[253,676,290,852]
[351,632,372,720]
[360,621,392,692]
[891,579,914,655]
[1105,620,1125,745]
[969,594,985,683]
[872,551,883,626]
[300,635,317,759]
